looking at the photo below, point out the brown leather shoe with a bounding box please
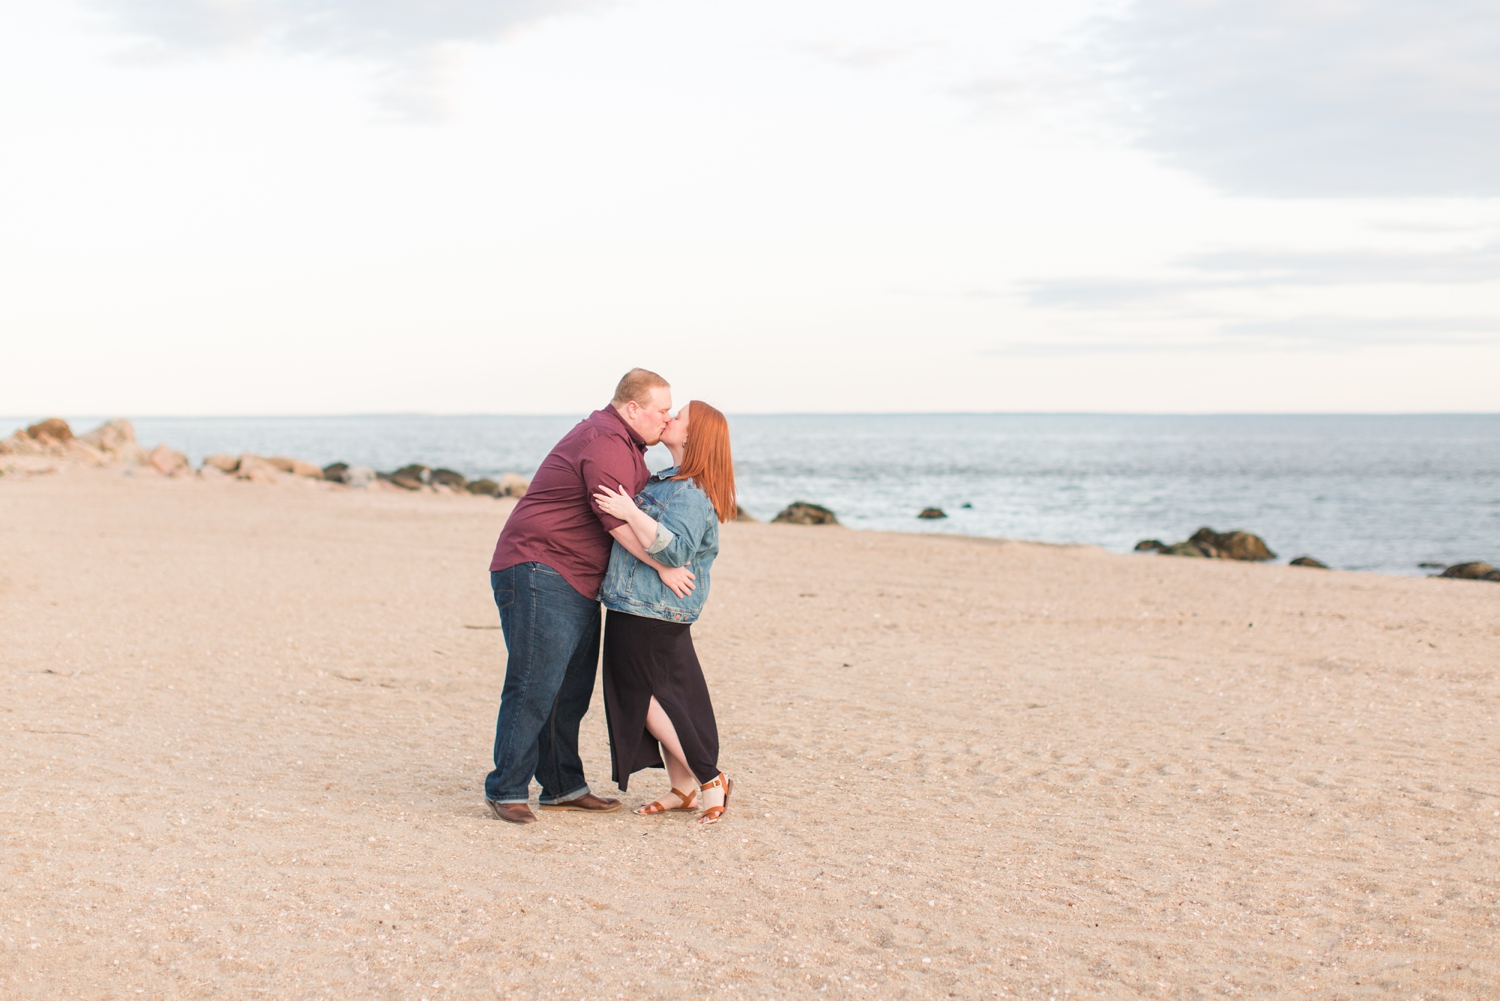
[538,792,622,813]
[487,800,537,824]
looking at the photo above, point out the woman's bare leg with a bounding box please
[644,696,697,801]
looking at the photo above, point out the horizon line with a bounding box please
[8,410,1500,421]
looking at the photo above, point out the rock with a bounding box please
[1484,570,1500,582]
[235,455,280,483]
[26,418,73,442]
[147,444,191,476]
[289,459,323,478]
[380,470,425,491]
[1162,541,1209,557]
[322,462,350,482]
[76,419,147,466]
[1134,540,1167,552]
[197,464,228,479]
[394,464,430,483]
[772,501,838,526]
[202,454,239,473]
[917,508,947,519]
[1189,527,1275,561]
[734,504,756,522]
[0,430,45,456]
[466,478,500,496]
[431,468,467,489]
[342,465,375,488]
[1289,556,1329,569]
[1439,562,1495,579]
[499,473,530,498]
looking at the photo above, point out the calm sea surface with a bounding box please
[20,413,1500,576]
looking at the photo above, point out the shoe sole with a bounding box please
[538,801,623,813]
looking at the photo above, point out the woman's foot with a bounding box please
[697,773,732,825]
[635,787,698,815]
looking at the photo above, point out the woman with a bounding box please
[593,401,735,824]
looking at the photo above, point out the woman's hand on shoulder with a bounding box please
[593,483,638,520]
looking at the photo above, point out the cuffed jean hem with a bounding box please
[487,795,532,805]
[537,783,591,806]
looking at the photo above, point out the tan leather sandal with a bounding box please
[635,787,698,815]
[697,773,733,825]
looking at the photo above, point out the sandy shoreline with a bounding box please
[3,467,1498,999]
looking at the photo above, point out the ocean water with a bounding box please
[15,413,1500,576]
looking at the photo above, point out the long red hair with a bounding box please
[674,401,735,523]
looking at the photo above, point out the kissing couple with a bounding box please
[482,368,736,825]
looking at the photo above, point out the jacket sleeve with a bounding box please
[647,486,715,568]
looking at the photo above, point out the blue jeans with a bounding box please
[484,564,601,804]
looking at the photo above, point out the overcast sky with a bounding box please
[3,0,1497,415]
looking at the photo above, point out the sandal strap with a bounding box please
[670,787,697,806]
[699,773,724,792]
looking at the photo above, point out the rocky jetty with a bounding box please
[2,416,536,498]
[773,502,839,525]
[1135,527,1276,561]
[1,417,149,472]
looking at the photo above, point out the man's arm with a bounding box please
[609,525,695,598]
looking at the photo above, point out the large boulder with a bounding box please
[262,456,320,477]
[1439,562,1495,580]
[202,454,239,473]
[499,473,530,498]
[147,444,191,476]
[431,468,467,489]
[917,507,947,519]
[466,478,500,497]
[379,468,425,490]
[342,465,375,488]
[379,464,431,490]
[235,455,280,483]
[1289,556,1329,569]
[322,462,349,482]
[0,429,45,456]
[773,501,839,526]
[26,418,73,443]
[77,419,147,466]
[1188,527,1275,561]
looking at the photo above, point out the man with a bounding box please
[484,368,693,824]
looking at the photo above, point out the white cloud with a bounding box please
[1102,0,1500,196]
[88,0,604,118]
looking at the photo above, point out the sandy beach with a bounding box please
[3,467,1498,1000]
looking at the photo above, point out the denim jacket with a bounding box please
[599,466,719,623]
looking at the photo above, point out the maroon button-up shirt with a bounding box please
[489,407,651,599]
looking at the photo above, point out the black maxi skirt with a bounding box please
[601,609,720,791]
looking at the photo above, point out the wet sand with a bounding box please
[2,467,1498,999]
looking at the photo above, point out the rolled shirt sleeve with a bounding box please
[579,437,646,532]
[645,524,676,555]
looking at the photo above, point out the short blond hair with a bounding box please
[612,367,670,407]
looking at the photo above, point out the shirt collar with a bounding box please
[602,405,648,451]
